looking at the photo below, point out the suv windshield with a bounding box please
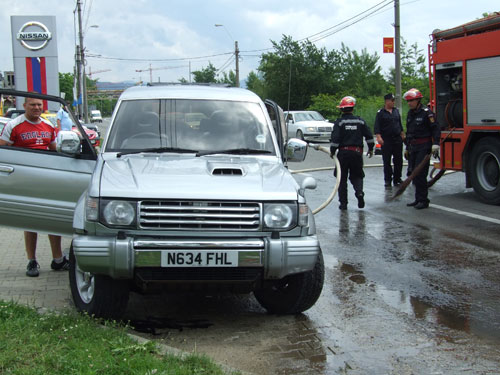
[105,99,276,155]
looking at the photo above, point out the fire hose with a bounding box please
[289,143,446,214]
[289,144,341,215]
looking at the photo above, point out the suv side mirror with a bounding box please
[57,131,81,156]
[286,138,308,162]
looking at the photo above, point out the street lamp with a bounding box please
[215,24,239,87]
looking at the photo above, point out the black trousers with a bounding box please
[381,140,403,183]
[408,142,431,203]
[337,150,364,205]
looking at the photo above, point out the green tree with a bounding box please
[258,36,334,110]
[59,72,74,104]
[338,43,388,98]
[218,70,237,86]
[192,63,218,83]
[256,36,387,110]
[387,38,429,100]
[246,71,267,99]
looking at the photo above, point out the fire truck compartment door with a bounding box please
[467,56,500,125]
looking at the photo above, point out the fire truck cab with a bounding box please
[429,13,500,204]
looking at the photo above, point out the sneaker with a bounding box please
[406,201,418,207]
[356,193,365,209]
[26,260,40,277]
[393,179,403,186]
[384,181,392,188]
[51,256,70,271]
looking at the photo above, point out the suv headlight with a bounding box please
[101,200,136,227]
[263,203,297,230]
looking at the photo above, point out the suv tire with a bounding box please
[69,245,130,319]
[254,251,324,314]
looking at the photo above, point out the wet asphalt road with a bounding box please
[99,121,500,374]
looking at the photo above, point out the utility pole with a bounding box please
[77,0,89,122]
[75,44,81,118]
[235,41,240,87]
[394,0,402,111]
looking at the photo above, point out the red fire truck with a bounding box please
[428,13,500,204]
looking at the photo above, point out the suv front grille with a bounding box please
[139,201,261,231]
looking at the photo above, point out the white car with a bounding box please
[285,110,332,142]
[90,109,102,123]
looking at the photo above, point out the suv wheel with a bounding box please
[69,244,130,319]
[254,251,324,314]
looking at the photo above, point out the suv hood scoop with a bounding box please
[210,164,244,176]
[99,155,298,201]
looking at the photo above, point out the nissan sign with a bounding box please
[17,21,52,51]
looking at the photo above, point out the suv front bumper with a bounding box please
[72,235,320,280]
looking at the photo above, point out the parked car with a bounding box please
[40,111,58,127]
[90,109,102,123]
[84,121,100,137]
[0,87,323,319]
[2,108,25,119]
[285,110,332,142]
[0,116,9,134]
[72,124,100,149]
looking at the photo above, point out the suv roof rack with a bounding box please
[146,82,233,88]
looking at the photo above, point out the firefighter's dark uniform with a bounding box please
[406,104,440,207]
[374,107,404,186]
[331,113,374,209]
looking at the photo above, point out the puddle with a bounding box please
[339,263,500,342]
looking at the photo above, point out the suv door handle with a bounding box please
[0,165,14,173]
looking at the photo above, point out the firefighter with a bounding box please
[403,88,440,209]
[330,96,374,210]
[374,93,405,187]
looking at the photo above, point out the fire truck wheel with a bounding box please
[470,138,500,205]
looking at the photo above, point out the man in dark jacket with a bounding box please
[330,96,374,210]
[374,93,405,187]
[403,88,441,209]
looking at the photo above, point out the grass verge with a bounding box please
[0,300,236,375]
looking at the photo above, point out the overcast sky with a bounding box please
[1,0,496,84]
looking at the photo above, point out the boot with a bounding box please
[355,192,365,209]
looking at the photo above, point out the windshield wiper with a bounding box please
[117,147,198,157]
[196,148,273,157]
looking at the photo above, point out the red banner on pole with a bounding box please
[383,37,394,53]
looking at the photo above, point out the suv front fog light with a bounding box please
[102,200,136,226]
[263,204,295,230]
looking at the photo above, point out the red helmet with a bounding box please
[403,88,423,101]
[337,96,356,109]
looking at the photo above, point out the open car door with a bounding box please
[265,99,287,161]
[0,90,97,236]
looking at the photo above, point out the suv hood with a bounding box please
[99,155,299,201]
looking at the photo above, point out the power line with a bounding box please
[86,51,234,62]
[240,0,394,53]
[302,0,393,42]
[309,1,394,43]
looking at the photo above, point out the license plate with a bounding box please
[161,250,238,267]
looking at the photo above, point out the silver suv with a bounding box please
[0,87,324,319]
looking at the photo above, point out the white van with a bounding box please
[90,109,102,123]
